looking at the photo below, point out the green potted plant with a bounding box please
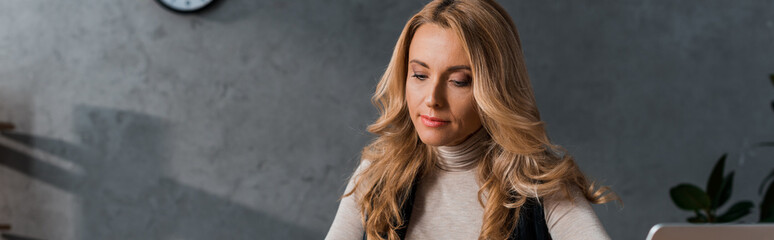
[0,120,12,231]
[669,74,774,223]
[759,169,774,222]
[753,73,774,222]
[670,154,754,223]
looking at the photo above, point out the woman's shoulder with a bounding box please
[342,159,373,199]
[541,184,592,221]
[541,185,611,240]
[542,184,586,206]
[352,159,372,178]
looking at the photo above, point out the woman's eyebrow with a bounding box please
[409,59,429,68]
[446,65,471,72]
[409,59,471,72]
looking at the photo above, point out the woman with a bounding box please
[326,0,618,239]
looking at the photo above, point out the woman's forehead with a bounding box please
[408,23,470,69]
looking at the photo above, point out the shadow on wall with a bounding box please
[0,105,317,239]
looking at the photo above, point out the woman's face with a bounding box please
[406,23,482,146]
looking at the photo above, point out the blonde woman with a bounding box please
[326,0,618,239]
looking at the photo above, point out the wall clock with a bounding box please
[155,0,218,13]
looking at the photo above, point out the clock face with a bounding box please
[157,0,215,13]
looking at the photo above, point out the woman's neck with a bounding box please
[433,127,489,172]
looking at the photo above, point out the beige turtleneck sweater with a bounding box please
[325,129,611,240]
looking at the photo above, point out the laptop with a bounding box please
[646,223,774,240]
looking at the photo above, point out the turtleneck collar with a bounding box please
[433,127,489,172]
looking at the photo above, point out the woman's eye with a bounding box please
[411,73,428,80]
[451,80,471,87]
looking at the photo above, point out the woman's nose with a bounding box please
[423,78,445,109]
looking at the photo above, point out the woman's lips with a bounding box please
[420,115,450,127]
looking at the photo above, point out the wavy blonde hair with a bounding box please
[343,0,618,239]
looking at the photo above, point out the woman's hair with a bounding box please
[343,0,618,239]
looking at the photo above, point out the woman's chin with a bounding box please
[416,131,452,146]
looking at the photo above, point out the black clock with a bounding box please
[155,0,218,13]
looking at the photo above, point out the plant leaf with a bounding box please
[759,169,774,195]
[717,201,753,223]
[771,74,774,112]
[688,210,708,223]
[688,215,708,223]
[762,177,774,222]
[713,172,734,209]
[671,184,711,210]
[707,154,727,207]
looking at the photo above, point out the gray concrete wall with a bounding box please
[0,0,771,239]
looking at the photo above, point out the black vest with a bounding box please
[362,178,552,240]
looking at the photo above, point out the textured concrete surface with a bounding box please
[0,0,771,239]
